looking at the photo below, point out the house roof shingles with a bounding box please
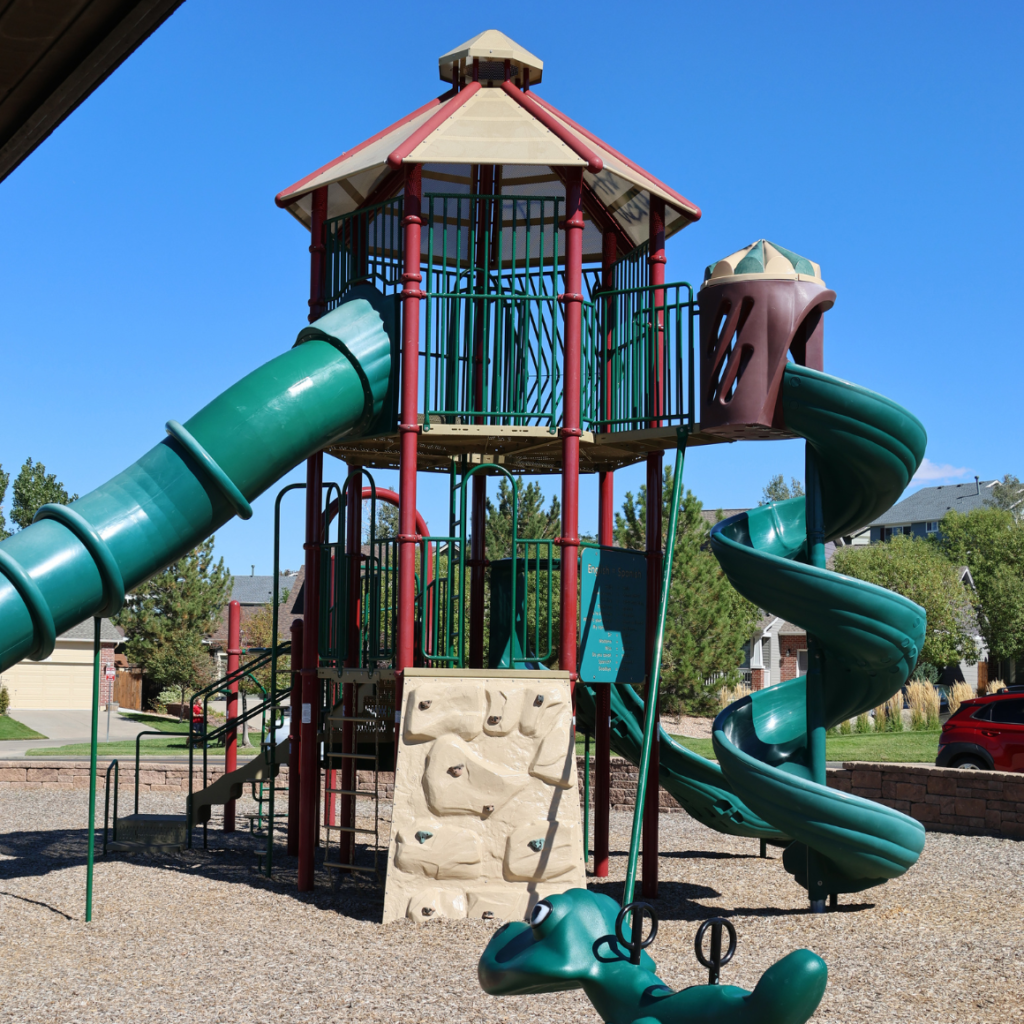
[871,480,997,527]
[59,618,122,643]
[230,573,299,605]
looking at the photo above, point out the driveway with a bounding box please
[0,708,159,758]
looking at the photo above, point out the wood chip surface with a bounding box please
[1,790,1020,1022]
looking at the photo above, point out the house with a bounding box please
[209,569,304,676]
[867,478,998,542]
[0,618,121,709]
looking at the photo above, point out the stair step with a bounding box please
[113,814,188,851]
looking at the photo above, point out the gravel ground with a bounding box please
[1,790,1021,1023]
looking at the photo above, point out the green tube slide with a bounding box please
[0,298,390,675]
[710,362,928,896]
[575,683,787,841]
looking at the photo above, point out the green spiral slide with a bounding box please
[709,361,929,896]
[575,683,787,842]
[0,298,390,674]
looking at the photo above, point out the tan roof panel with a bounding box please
[438,29,543,86]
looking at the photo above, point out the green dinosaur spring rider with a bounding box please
[480,889,827,1024]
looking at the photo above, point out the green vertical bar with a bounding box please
[86,616,100,922]
[623,427,688,908]
[583,730,591,870]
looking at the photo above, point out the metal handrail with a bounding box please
[103,759,119,854]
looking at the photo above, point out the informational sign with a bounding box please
[578,547,647,684]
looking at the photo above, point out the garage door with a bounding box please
[1,642,94,709]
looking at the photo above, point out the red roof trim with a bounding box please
[528,94,701,221]
[274,91,452,208]
[387,81,481,169]
[499,81,602,173]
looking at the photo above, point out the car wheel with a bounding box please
[950,754,988,771]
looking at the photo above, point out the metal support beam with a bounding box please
[223,599,240,832]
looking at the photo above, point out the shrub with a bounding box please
[884,693,905,732]
[946,681,975,715]
[986,678,1006,694]
[839,717,853,735]
[907,680,941,730]
[717,683,752,711]
[855,712,872,733]
[872,703,887,731]
[0,683,9,716]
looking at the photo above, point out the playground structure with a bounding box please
[0,28,932,1023]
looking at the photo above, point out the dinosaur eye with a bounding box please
[531,901,552,927]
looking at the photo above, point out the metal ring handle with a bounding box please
[0,549,56,661]
[33,504,125,616]
[615,901,659,965]
[165,420,253,521]
[694,917,737,984]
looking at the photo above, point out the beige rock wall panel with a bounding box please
[384,671,584,923]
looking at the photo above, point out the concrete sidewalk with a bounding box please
[0,708,167,758]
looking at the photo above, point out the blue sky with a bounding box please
[1,1,1021,577]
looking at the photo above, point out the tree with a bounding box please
[10,459,78,530]
[0,463,9,540]
[363,499,399,541]
[986,474,1024,521]
[834,535,979,668]
[614,469,761,714]
[760,474,804,505]
[115,537,232,713]
[485,476,560,559]
[238,595,290,747]
[936,507,1024,666]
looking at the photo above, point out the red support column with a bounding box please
[594,228,617,878]
[642,198,667,900]
[396,163,423,738]
[223,599,241,832]
[287,619,303,856]
[559,167,584,695]
[298,184,328,892]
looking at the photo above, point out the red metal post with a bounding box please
[223,599,241,832]
[287,619,303,856]
[594,228,617,878]
[298,184,328,892]
[642,198,667,899]
[559,167,584,694]
[396,163,423,739]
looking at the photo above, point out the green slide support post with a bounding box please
[86,617,100,922]
[0,298,391,676]
[710,363,929,902]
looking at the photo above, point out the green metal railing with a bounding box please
[585,281,696,432]
[323,196,404,309]
[422,193,564,430]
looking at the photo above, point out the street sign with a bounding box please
[579,547,647,684]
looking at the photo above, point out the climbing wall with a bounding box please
[383,668,585,923]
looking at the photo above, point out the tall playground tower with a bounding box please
[273,30,712,917]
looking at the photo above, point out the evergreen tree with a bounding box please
[115,537,232,711]
[0,464,9,540]
[760,474,804,504]
[613,469,760,713]
[936,507,1024,665]
[834,535,979,667]
[485,476,560,559]
[363,499,400,541]
[10,458,77,530]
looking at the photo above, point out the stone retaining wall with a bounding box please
[3,757,1022,840]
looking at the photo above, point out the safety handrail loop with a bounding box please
[33,504,125,617]
[165,420,253,520]
[0,550,56,660]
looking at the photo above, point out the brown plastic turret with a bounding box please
[698,264,835,439]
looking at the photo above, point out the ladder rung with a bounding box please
[326,751,377,760]
[328,788,377,798]
[325,824,377,834]
[323,860,378,873]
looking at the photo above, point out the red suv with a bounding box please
[936,688,1024,771]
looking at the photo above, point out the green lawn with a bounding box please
[0,715,47,740]
[28,713,267,758]
[577,729,941,764]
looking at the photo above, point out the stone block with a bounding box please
[137,771,166,785]
[894,800,910,813]
[896,782,926,802]
[910,802,939,823]
[955,787,972,798]
[26,769,59,782]
[968,817,985,828]
[927,775,957,796]
[954,797,986,817]
[852,788,878,799]
[1003,783,1024,802]
[924,793,941,804]
[940,796,956,815]
[985,809,1002,828]
[1002,821,1024,837]
[0,768,27,782]
[851,770,881,790]
[881,780,897,799]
